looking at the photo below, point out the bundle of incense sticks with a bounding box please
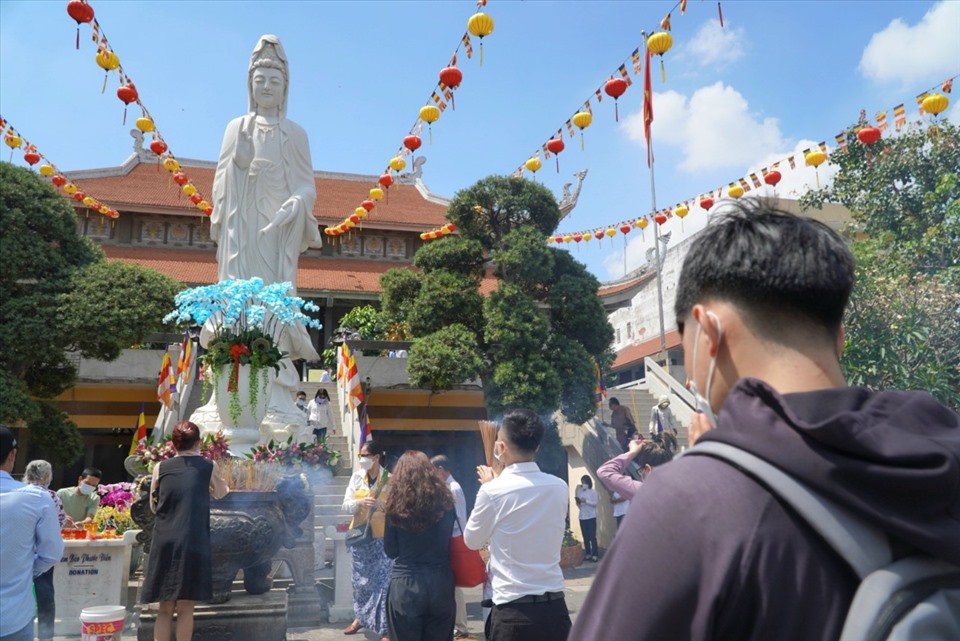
[478,420,498,468]
[218,459,281,491]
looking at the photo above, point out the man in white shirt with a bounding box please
[432,454,471,639]
[464,409,571,641]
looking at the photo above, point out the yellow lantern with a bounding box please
[389,156,406,172]
[524,156,542,178]
[647,32,674,82]
[922,93,949,117]
[182,183,197,196]
[636,217,649,230]
[95,49,120,71]
[674,203,689,231]
[727,183,744,199]
[162,157,180,172]
[82,196,95,207]
[99,205,110,215]
[63,183,78,195]
[420,105,441,144]
[136,117,155,133]
[355,206,367,219]
[582,231,593,241]
[3,132,21,149]
[563,234,573,243]
[344,219,355,229]
[467,12,495,65]
[369,187,384,201]
[545,236,555,244]
[606,227,617,238]
[805,149,827,187]
[196,200,209,211]
[39,164,54,177]
[572,111,593,150]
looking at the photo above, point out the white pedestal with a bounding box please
[324,526,355,623]
[53,530,139,636]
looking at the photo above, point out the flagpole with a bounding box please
[642,31,669,368]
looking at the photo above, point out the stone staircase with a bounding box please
[313,432,352,568]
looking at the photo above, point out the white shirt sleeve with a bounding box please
[463,486,495,550]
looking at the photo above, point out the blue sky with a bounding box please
[1,1,957,282]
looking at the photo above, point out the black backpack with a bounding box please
[684,441,960,641]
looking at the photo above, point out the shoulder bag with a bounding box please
[449,514,486,587]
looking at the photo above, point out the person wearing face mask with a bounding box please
[464,409,571,641]
[57,467,102,526]
[596,432,677,501]
[341,441,392,641]
[648,394,678,438]
[570,200,960,641]
[307,388,335,441]
[574,475,599,562]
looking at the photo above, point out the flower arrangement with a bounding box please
[164,278,321,423]
[93,504,137,536]
[133,431,231,473]
[248,436,340,469]
[216,437,340,491]
[97,482,137,511]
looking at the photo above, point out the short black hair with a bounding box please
[608,397,620,406]
[500,409,545,454]
[674,199,854,340]
[430,454,451,470]
[81,467,103,480]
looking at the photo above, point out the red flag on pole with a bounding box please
[643,45,654,167]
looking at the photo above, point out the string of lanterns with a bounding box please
[66,0,213,217]
[2,115,120,220]
[546,78,954,248]
[324,0,495,240]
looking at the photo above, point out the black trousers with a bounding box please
[387,568,455,641]
[34,567,55,640]
[485,597,571,641]
[580,518,598,557]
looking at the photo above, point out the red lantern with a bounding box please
[350,214,361,224]
[379,173,394,189]
[654,212,667,225]
[23,150,41,166]
[573,233,582,243]
[763,170,782,187]
[546,137,565,173]
[619,223,631,234]
[554,235,563,244]
[857,126,881,145]
[204,206,213,216]
[699,196,714,211]
[66,0,94,49]
[439,66,463,110]
[52,175,67,187]
[361,199,375,212]
[403,134,422,153]
[173,171,189,186]
[604,78,628,121]
[116,83,138,124]
[150,139,168,156]
[73,191,86,202]
[446,223,457,232]
[190,193,203,205]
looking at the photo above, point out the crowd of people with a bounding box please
[2,202,959,641]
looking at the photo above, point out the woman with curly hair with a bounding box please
[382,450,457,641]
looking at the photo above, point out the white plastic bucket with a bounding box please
[80,605,125,641]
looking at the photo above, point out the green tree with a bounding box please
[382,174,613,433]
[801,122,960,409]
[0,162,182,463]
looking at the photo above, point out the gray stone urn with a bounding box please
[131,475,311,603]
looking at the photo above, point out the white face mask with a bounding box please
[689,312,723,428]
[78,482,96,495]
[493,441,503,463]
[358,456,375,471]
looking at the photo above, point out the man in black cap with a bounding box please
[1,425,64,641]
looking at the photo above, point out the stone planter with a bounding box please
[559,543,584,569]
[131,475,311,604]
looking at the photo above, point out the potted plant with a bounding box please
[560,527,584,568]
[164,278,321,427]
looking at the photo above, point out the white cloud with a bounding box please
[859,1,960,86]
[742,139,839,200]
[681,19,745,67]
[623,82,786,172]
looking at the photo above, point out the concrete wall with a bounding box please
[76,348,168,384]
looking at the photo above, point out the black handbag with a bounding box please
[345,521,373,548]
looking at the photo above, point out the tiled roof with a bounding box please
[611,329,682,370]
[70,159,449,227]
[102,245,499,296]
[598,277,645,297]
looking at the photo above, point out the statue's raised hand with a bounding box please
[234,116,255,169]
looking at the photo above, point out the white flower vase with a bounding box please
[213,364,276,455]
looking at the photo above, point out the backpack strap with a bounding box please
[683,441,892,579]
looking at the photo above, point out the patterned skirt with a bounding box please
[350,537,393,634]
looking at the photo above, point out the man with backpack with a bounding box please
[570,201,960,641]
